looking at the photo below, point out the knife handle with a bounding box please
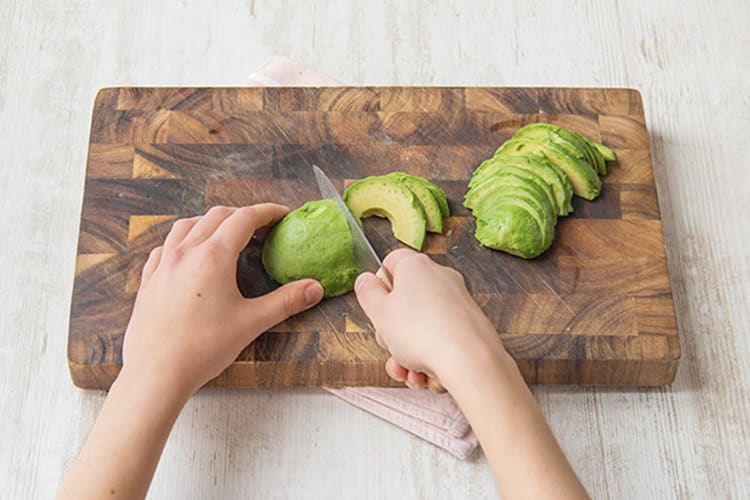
[374,267,447,394]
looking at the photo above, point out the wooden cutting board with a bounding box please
[68,86,680,389]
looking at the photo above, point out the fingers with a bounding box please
[212,203,290,255]
[375,333,388,350]
[244,279,324,337]
[385,357,407,382]
[382,248,418,275]
[385,358,427,389]
[163,216,200,250]
[141,246,163,280]
[354,272,390,319]
[181,206,237,247]
[406,370,427,389]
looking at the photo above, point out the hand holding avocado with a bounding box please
[262,172,450,297]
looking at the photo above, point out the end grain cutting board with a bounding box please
[68,86,680,389]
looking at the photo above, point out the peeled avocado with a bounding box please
[466,122,616,258]
[262,199,360,297]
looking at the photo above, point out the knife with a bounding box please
[312,164,393,288]
[312,164,446,393]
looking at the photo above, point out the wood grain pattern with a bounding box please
[68,86,679,389]
[3,2,749,499]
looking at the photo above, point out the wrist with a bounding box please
[436,334,518,394]
[115,363,194,411]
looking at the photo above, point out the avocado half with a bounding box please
[262,199,360,297]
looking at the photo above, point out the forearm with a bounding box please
[440,345,589,500]
[58,367,191,499]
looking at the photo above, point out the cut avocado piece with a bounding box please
[512,123,600,173]
[467,162,558,219]
[262,199,359,297]
[470,154,574,215]
[496,138,601,200]
[387,172,450,217]
[465,176,556,250]
[424,183,450,218]
[594,142,616,161]
[474,202,550,259]
[465,172,556,221]
[343,175,427,250]
[555,128,608,175]
[512,123,604,178]
[386,172,444,233]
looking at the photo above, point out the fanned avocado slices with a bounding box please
[343,172,450,250]
[470,154,574,215]
[385,172,445,233]
[466,122,616,258]
[496,137,601,200]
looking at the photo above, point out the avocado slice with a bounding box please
[343,175,427,250]
[474,202,550,259]
[470,155,574,215]
[465,172,556,221]
[496,138,601,200]
[466,177,556,250]
[594,142,616,161]
[387,172,450,218]
[467,162,558,218]
[513,123,613,175]
[385,172,444,233]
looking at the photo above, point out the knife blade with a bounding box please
[312,164,393,287]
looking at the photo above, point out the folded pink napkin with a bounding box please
[246,56,478,460]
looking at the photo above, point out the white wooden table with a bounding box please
[1,1,748,498]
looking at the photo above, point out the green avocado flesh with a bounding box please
[262,199,359,297]
[475,203,547,259]
[470,155,573,215]
[465,123,616,259]
[467,179,556,250]
[496,138,601,200]
[385,172,444,233]
[344,176,428,250]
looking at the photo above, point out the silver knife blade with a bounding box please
[312,164,391,283]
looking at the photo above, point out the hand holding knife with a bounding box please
[312,165,446,393]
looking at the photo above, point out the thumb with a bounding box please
[248,279,324,334]
[354,272,389,320]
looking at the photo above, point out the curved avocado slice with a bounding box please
[513,123,610,175]
[594,142,616,161]
[388,172,450,217]
[465,172,556,222]
[385,172,444,233]
[496,138,601,200]
[467,162,558,218]
[343,175,427,250]
[474,202,550,259]
[470,155,574,215]
[466,179,556,250]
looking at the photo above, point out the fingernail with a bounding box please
[304,282,324,306]
[354,273,371,293]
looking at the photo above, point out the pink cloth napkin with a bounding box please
[245,56,478,460]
